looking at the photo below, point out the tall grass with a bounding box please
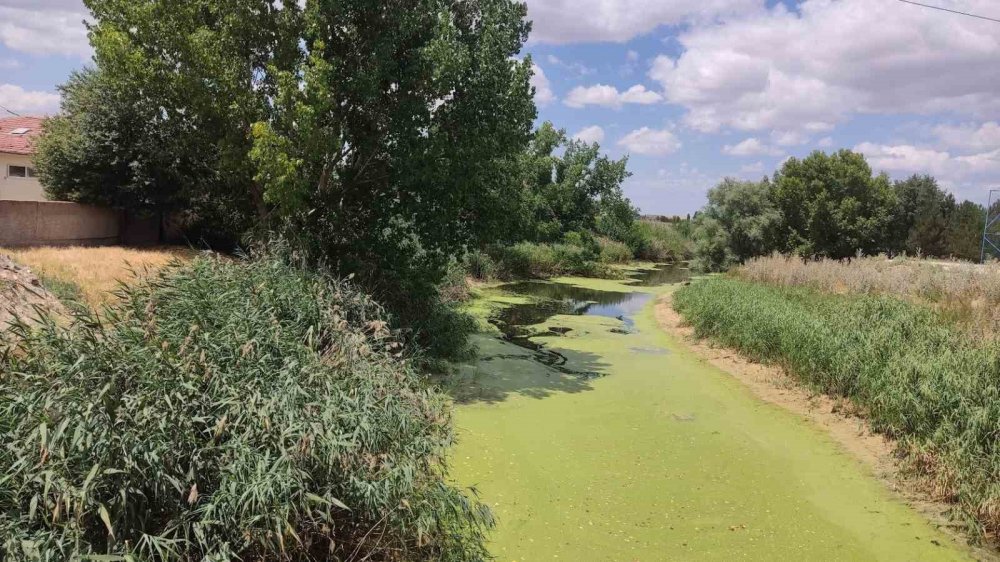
[674,278,1000,539]
[631,220,691,262]
[481,242,612,279]
[0,253,491,560]
[738,254,1000,339]
[1,246,197,306]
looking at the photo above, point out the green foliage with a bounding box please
[597,237,634,264]
[674,279,1000,537]
[688,151,987,270]
[518,123,634,244]
[0,254,491,560]
[629,220,691,262]
[947,200,987,261]
[772,150,896,258]
[485,241,609,279]
[691,179,782,271]
[38,0,538,354]
[464,250,498,281]
[252,0,536,307]
[889,175,956,257]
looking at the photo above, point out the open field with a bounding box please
[0,246,197,306]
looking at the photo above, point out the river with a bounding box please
[450,265,971,561]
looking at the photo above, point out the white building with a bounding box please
[0,116,45,201]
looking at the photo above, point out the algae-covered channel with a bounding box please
[451,265,972,561]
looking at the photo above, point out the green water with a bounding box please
[450,271,972,561]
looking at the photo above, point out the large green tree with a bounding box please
[37,0,301,239]
[889,174,956,257]
[36,0,536,309]
[691,178,783,271]
[946,200,986,261]
[517,122,633,242]
[772,150,897,258]
[251,0,535,304]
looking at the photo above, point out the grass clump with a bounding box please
[674,278,1000,540]
[0,253,491,561]
[483,242,603,279]
[630,220,691,262]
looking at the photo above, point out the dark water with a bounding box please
[488,264,689,374]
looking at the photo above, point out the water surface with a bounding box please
[451,266,970,561]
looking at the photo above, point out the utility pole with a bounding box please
[980,190,1000,263]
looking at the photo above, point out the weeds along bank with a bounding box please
[673,275,1000,541]
[0,254,491,561]
[468,221,692,281]
[740,254,1000,339]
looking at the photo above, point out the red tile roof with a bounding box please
[0,116,44,156]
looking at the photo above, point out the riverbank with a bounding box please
[450,270,973,560]
[656,292,996,560]
[672,276,1000,548]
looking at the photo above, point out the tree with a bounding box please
[691,178,783,271]
[38,0,536,315]
[516,122,633,243]
[889,175,956,257]
[249,0,535,307]
[947,200,986,261]
[771,150,896,258]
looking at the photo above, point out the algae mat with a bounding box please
[451,277,971,561]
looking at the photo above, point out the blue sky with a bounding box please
[3,0,1000,215]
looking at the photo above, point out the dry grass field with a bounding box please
[0,246,198,306]
[737,254,1000,339]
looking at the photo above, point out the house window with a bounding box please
[7,165,37,179]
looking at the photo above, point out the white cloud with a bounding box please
[618,127,682,156]
[564,83,662,108]
[0,58,21,70]
[934,122,1000,152]
[771,130,809,147]
[739,161,766,175]
[546,54,595,76]
[572,125,606,144]
[722,137,783,157]
[855,141,1000,194]
[525,0,763,44]
[817,136,834,148]
[0,84,61,115]
[531,64,557,107]
[0,4,90,58]
[650,0,1000,135]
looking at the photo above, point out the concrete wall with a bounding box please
[0,201,122,247]
[0,153,45,201]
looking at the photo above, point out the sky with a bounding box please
[2,0,1000,215]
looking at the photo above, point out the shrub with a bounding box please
[0,254,491,561]
[674,278,1000,538]
[597,237,633,264]
[486,242,607,279]
[465,250,497,280]
[630,220,691,262]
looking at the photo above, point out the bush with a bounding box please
[465,250,497,280]
[486,242,606,279]
[630,220,691,262]
[0,254,491,561]
[674,278,1000,538]
[597,237,633,264]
